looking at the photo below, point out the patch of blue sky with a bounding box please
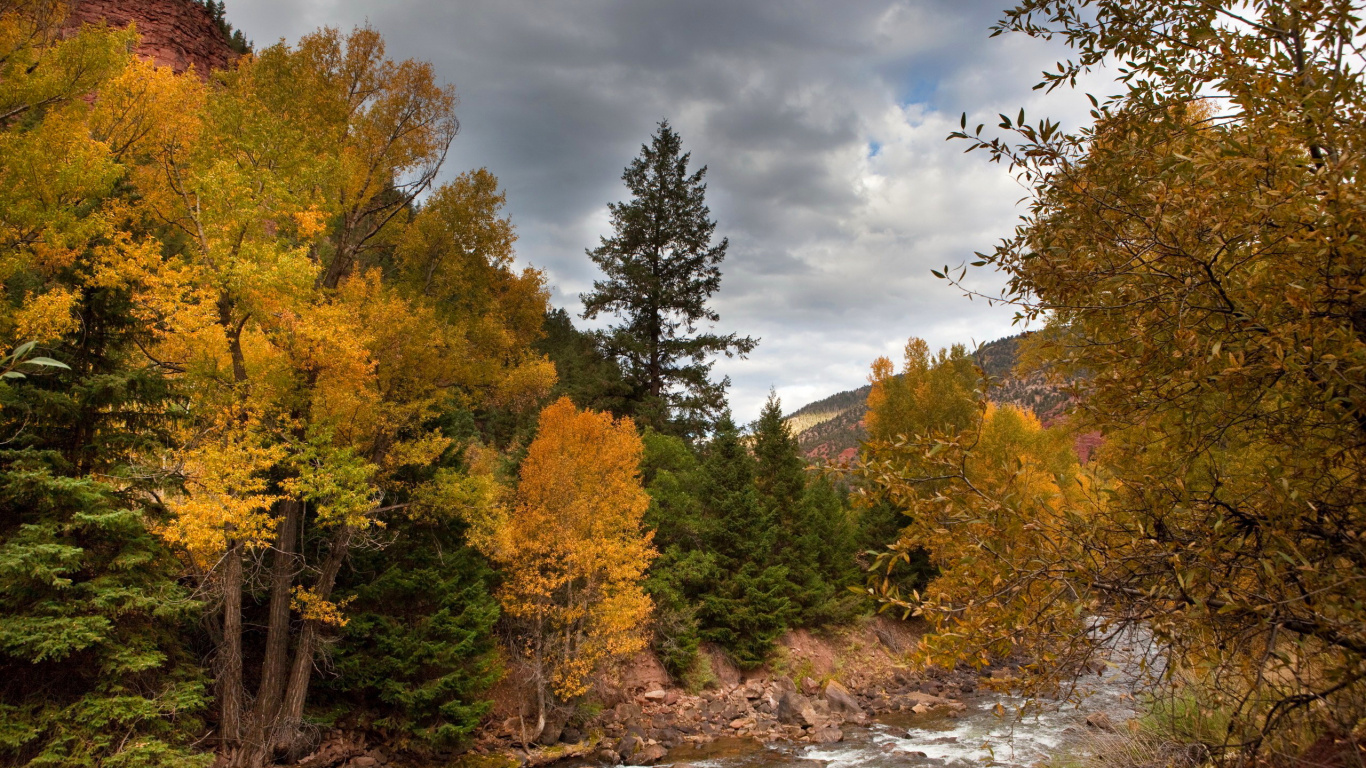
[898,76,940,110]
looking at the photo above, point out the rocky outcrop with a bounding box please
[63,0,237,76]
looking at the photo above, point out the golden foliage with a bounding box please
[473,397,656,701]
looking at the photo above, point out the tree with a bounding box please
[896,0,1366,757]
[471,397,655,742]
[751,391,859,626]
[853,339,979,601]
[581,121,756,439]
[128,27,551,766]
[692,414,794,668]
[321,519,501,753]
[536,308,631,416]
[0,9,211,765]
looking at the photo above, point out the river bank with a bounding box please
[295,617,1031,768]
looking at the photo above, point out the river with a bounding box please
[652,661,1139,768]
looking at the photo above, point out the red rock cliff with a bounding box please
[63,0,237,76]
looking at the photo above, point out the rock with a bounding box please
[642,689,668,701]
[616,733,643,760]
[822,680,863,718]
[811,726,844,744]
[347,759,378,768]
[905,691,948,707]
[664,691,680,705]
[801,677,820,696]
[776,691,818,726]
[536,717,565,746]
[728,717,755,730]
[1086,712,1115,732]
[615,702,643,723]
[911,703,932,714]
[638,744,669,764]
[63,0,239,78]
[561,727,582,744]
[597,748,622,764]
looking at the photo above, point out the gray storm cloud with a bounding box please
[222,0,1104,421]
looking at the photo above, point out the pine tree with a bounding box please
[321,519,501,752]
[0,288,210,767]
[581,121,756,439]
[536,308,631,416]
[692,414,793,668]
[751,392,859,626]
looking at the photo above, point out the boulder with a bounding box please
[596,748,621,764]
[642,689,668,702]
[346,759,378,768]
[536,717,566,746]
[638,744,669,764]
[801,677,820,696]
[664,691,680,705]
[905,691,948,707]
[561,727,582,744]
[776,691,818,727]
[616,733,642,760]
[811,726,844,744]
[822,680,863,718]
[615,702,643,723]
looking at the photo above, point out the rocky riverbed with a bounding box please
[297,620,1145,768]
[437,661,991,768]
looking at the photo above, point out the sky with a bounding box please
[222,0,1105,422]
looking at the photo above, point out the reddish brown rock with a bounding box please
[63,0,237,77]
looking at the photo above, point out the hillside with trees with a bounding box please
[787,332,1071,462]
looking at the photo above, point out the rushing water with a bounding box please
[653,663,1139,768]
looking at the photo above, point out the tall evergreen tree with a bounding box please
[692,414,793,668]
[0,288,210,767]
[581,121,756,439]
[751,392,859,626]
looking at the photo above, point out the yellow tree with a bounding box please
[122,26,551,766]
[928,0,1366,755]
[473,397,655,743]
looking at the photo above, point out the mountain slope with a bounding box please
[786,333,1070,462]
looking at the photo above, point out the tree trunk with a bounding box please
[235,500,303,767]
[217,536,245,749]
[254,500,302,717]
[274,524,355,758]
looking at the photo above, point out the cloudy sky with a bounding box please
[223,0,1103,422]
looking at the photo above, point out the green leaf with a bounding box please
[23,357,69,370]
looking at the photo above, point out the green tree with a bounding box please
[321,520,501,753]
[536,308,631,416]
[580,121,756,439]
[0,281,210,768]
[692,414,793,668]
[751,391,859,626]
[638,430,711,680]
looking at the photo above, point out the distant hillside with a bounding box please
[785,333,1071,463]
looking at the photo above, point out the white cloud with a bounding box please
[222,0,1112,421]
